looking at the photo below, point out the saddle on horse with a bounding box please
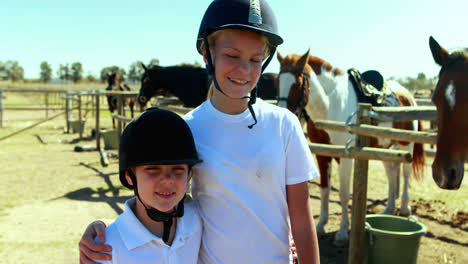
[348,68,399,107]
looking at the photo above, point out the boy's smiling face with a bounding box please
[127,164,189,213]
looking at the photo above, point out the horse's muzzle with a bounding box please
[432,160,464,190]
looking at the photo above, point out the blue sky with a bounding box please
[1,0,467,79]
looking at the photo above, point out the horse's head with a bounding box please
[277,50,312,119]
[137,63,158,108]
[429,36,468,189]
[107,72,120,86]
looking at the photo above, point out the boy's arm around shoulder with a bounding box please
[287,181,320,264]
[91,222,116,264]
[79,220,113,264]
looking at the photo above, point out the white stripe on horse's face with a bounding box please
[278,72,295,109]
[445,81,456,111]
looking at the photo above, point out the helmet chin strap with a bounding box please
[128,169,185,243]
[203,35,276,129]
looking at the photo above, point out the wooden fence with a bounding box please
[0,89,137,141]
[305,103,438,264]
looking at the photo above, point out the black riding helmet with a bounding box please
[196,0,283,128]
[196,0,283,54]
[119,107,202,189]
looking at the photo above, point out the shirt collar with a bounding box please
[115,198,191,250]
[116,198,165,250]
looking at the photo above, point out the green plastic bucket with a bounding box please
[70,119,86,134]
[365,215,427,264]
[100,129,119,150]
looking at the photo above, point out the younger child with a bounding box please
[94,107,203,263]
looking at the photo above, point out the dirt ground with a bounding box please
[0,110,466,264]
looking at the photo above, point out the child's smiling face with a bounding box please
[128,164,189,212]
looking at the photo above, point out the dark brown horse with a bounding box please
[138,64,211,108]
[137,63,279,109]
[429,36,468,190]
[106,73,136,128]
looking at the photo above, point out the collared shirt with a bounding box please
[96,197,202,264]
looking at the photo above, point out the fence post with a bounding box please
[90,91,95,117]
[78,93,83,139]
[45,92,49,119]
[117,94,123,137]
[65,91,71,133]
[95,91,101,150]
[0,89,4,128]
[348,103,372,264]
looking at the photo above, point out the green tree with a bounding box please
[178,61,202,67]
[57,64,71,81]
[417,72,426,80]
[71,62,83,83]
[39,61,52,83]
[395,72,437,92]
[100,66,126,83]
[148,58,159,67]
[0,61,6,80]
[4,60,24,82]
[85,71,97,82]
[127,61,144,82]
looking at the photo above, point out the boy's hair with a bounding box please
[198,29,271,59]
[118,107,202,189]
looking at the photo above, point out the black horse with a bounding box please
[137,64,278,109]
[138,64,211,108]
[257,72,278,100]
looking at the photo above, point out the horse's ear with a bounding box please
[298,49,310,69]
[429,36,449,66]
[277,51,284,62]
[141,62,148,71]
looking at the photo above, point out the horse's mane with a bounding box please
[148,65,202,71]
[441,48,468,71]
[308,56,343,76]
[107,73,118,86]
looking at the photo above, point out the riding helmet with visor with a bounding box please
[196,0,283,128]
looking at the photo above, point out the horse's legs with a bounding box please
[382,160,400,215]
[316,156,332,237]
[334,158,353,244]
[130,101,135,118]
[399,143,413,216]
[112,112,116,129]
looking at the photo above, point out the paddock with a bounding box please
[0,89,466,263]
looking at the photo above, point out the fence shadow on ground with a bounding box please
[50,162,129,215]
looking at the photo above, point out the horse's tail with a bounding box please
[412,120,426,181]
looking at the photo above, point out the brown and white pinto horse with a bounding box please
[277,50,425,244]
[106,73,136,128]
[429,36,468,190]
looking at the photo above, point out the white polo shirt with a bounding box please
[96,197,202,264]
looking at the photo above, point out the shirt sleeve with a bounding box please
[285,114,319,185]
